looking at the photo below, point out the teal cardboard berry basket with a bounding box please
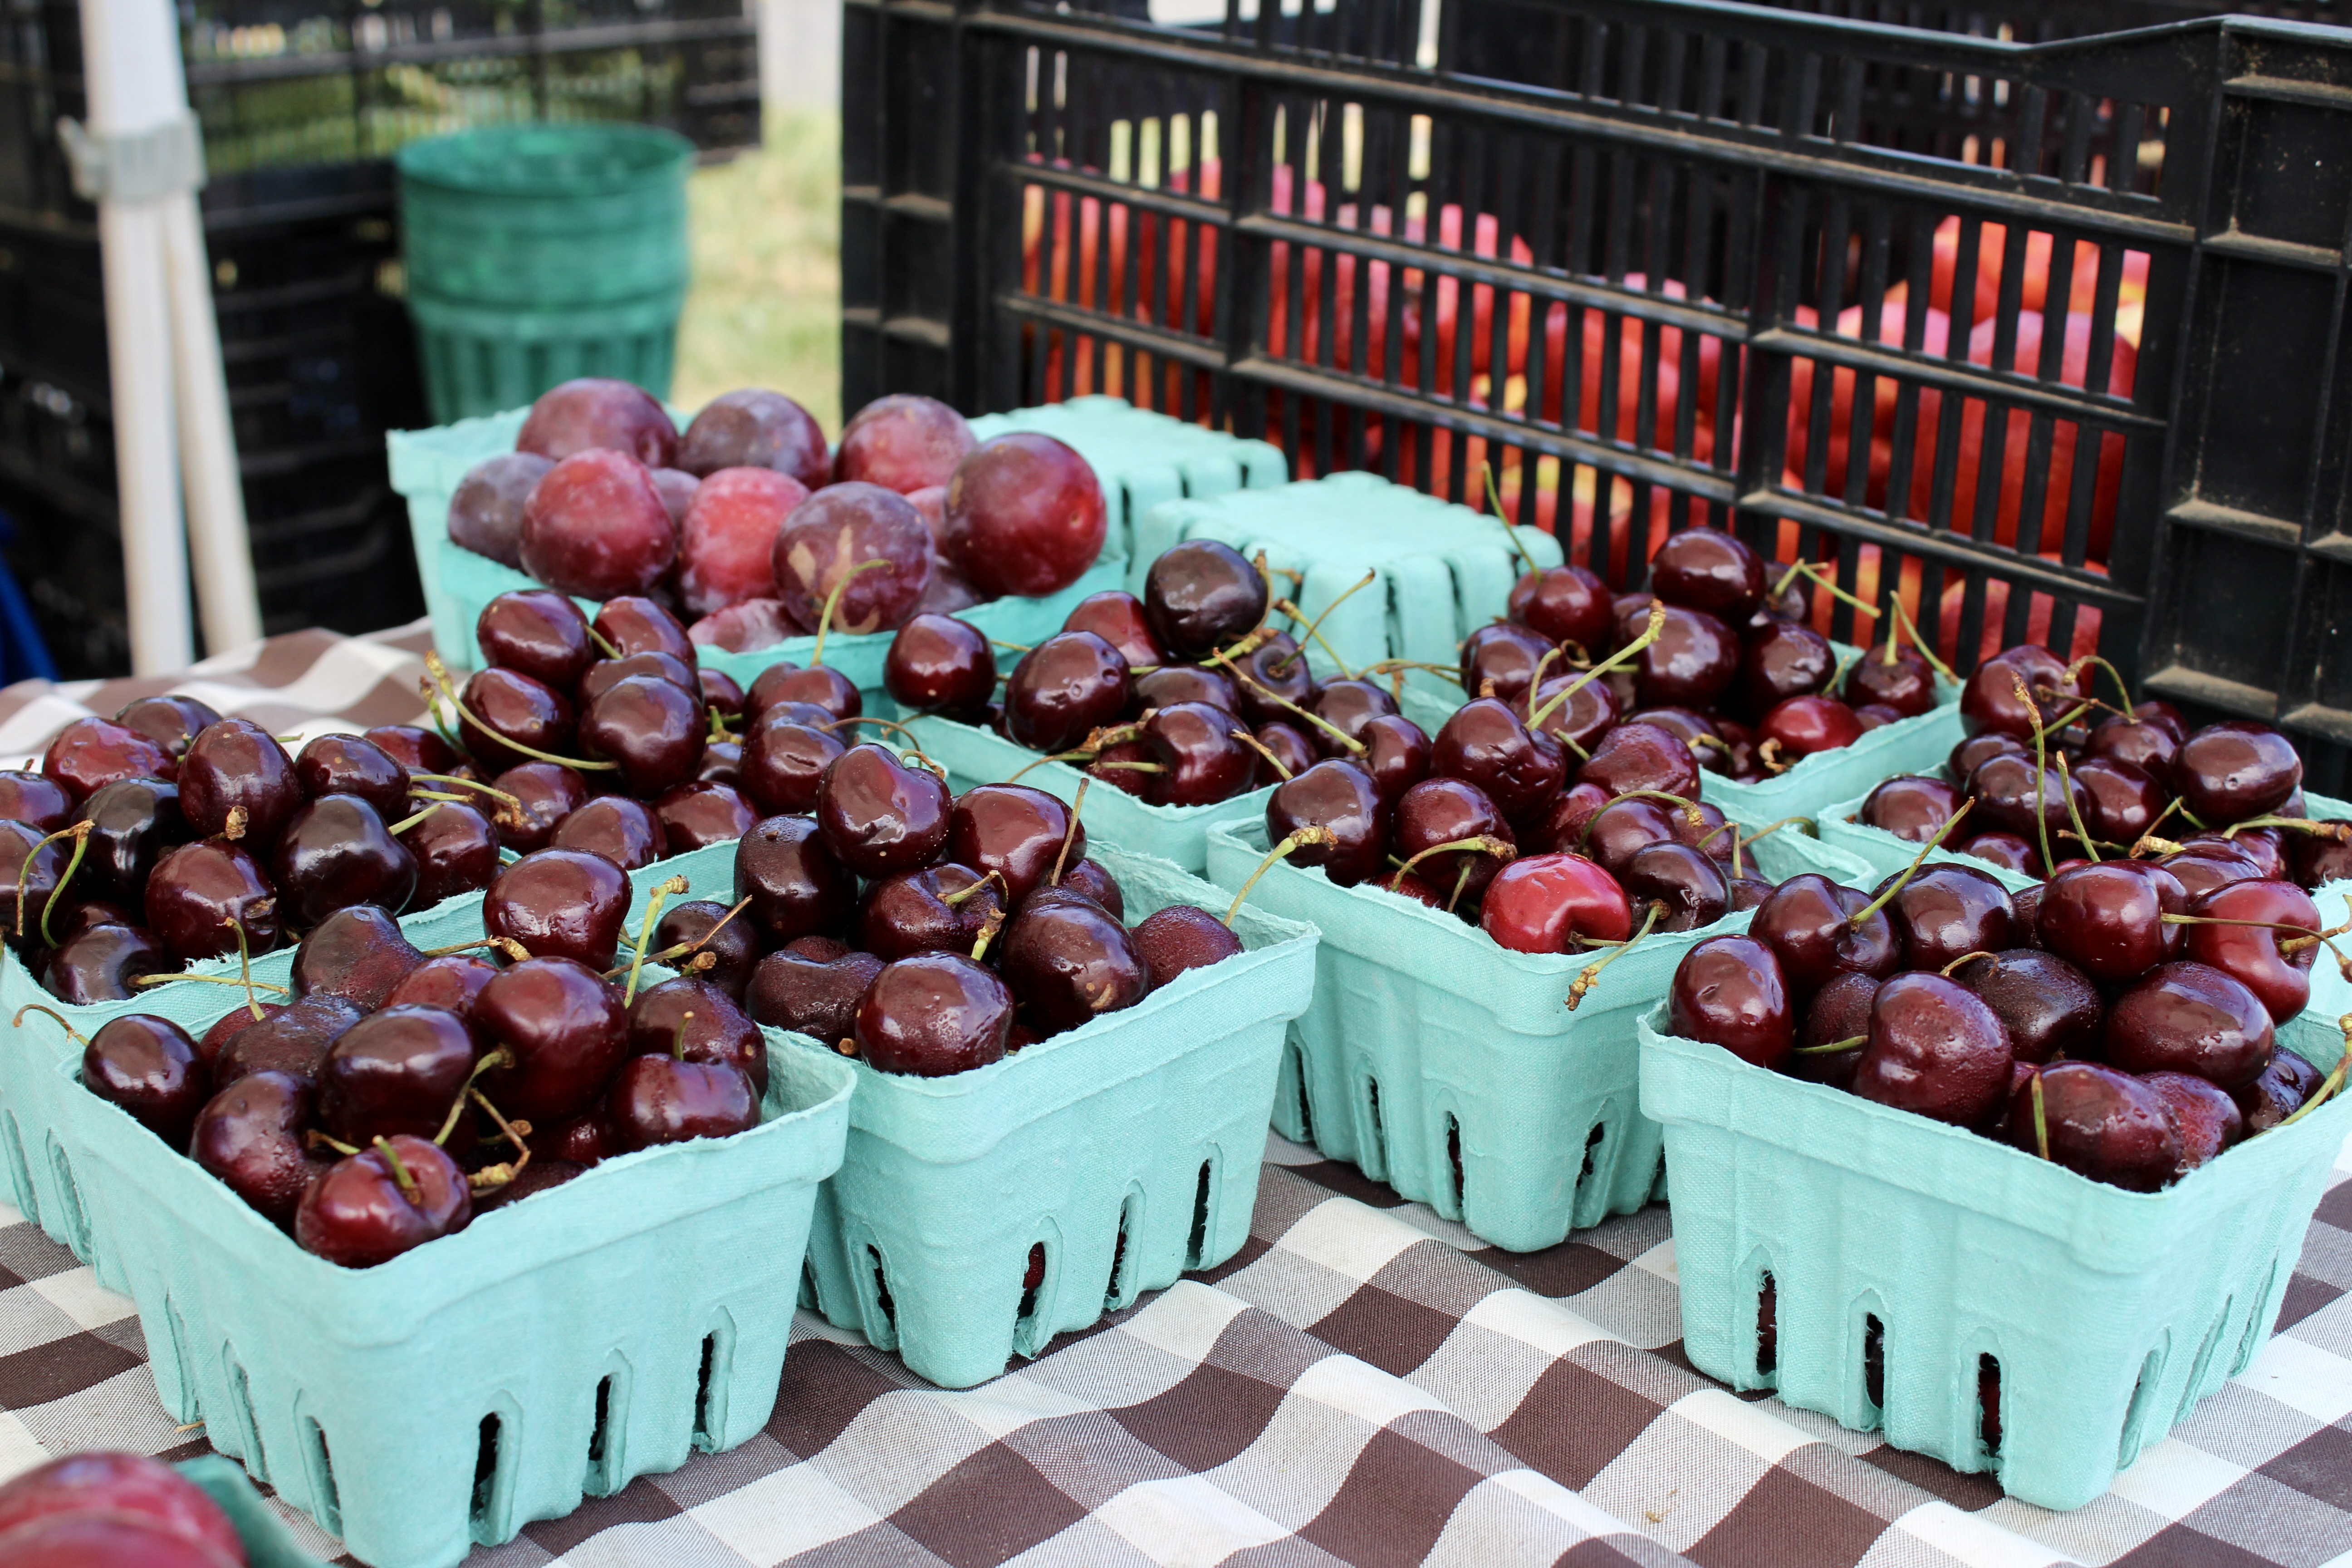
[51,1034,851,1568]
[0,840,744,1276]
[894,710,1273,874]
[1202,818,1877,1253]
[1637,1005,2351,1512]
[176,1454,344,1567]
[794,843,1317,1389]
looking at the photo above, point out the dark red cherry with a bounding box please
[367,724,460,778]
[1751,873,1902,993]
[1232,633,1315,728]
[1265,760,1387,887]
[483,848,632,969]
[0,818,70,942]
[1851,972,2013,1124]
[736,814,857,945]
[747,942,884,1042]
[318,1005,481,1147]
[1253,722,1315,783]
[1058,859,1124,918]
[1861,776,1962,845]
[2181,878,2319,1023]
[579,674,703,799]
[477,589,596,690]
[1949,949,2103,1063]
[176,718,300,848]
[1948,730,2026,782]
[593,595,697,666]
[41,716,174,802]
[699,667,746,723]
[2288,822,2352,892]
[1842,646,1938,718]
[1136,665,1239,715]
[293,734,409,819]
[1144,539,1267,660]
[550,794,668,871]
[1667,934,1792,1067]
[1004,631,1130,754]
[2104,960,2274,1090]
[857,862,1003,960]
[1876,863,2016,972]
[627,975,767,1097]
[1795,970,1879,1088]
[1000,896,1148,1034]
[1142,702,1256,807]
[490,762,589,853]
[1459,622,1560,707]
[1063,590,1168,670]
[1958,831,2044,878]
[1760,695,1863,758]
[578,651,699,707]
[295,1134,471,1266]
[44,923,168,1004]
[2176,722,2302,825]
[80,778,191,905]
[212,995,364,1087]
[1576,720,1702,804]
[1630,605,1739,710]
[2236,1049,2324,1133]
[0,770,73,831]
[456,668,574,776]
[112,694,222,765]
[2084,714,2179,792]
[272,795,417,924]
[1578,796,1678,879]
[885,613,996,719]
[652,781,756,852]
[1528,671,1620,755]
[382,953,502,1019]
[474,956,629,1122]
[1959,646,2083,740]
[2037,861,2184,983]
[403,799,501,905]
[1967,752,2087,843]
[1131,905,1243,990]
[818,744,951,876]
[191,1070,321,1225]
[947,784,1083,905]
[748,663,859,723]
[292,906,426,1009]
[1356,714,1431,808]
[1648,527,1765,620]
[1431,698,1565,823]
[1392,779,1514,904]
[740,706,848,817]
[1308,680,1399,756]
[699,738,744,787]
[2006,1063,2180,1190]
[1509,563,1614,649]
[650,899,764,999]
[1480,853,1634,954]
[855,953,1015,1074]
[1623,842,1729,931]
[474,1156,589,1208]
[607,1055,758,1150]
[2068,756,2163,848]
[2143,1071,2243,1176]
[81,1014,206,1145]
[145,839,279,963]
[1738,621,1833,718]
[2155,844,2264,906]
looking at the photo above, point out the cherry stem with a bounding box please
[940,871,1003,908]
[1773,559,1808,598]
[2032,1072,2050,1160]
[10,1004,86,1046]
[624,875,690,1006]
[1568,901,1663,1011]
[1272,569,1377,677]
[969,906,1006,962]
[1048,778,1089,889]
[1210,650,1367,755]
[1092,760,1165,772]
[373,1136,418,1199]
[2066,653,2136,714]
[1447,860,1476,914]
[433,1048,515,1145]
[1785,559,1879,620]
[1729,817,1808,883]
[423,653,619,771]
[36,821,93,949]
[388,801,445,836]
[2054,753,2101,864]
[1482,461,1542,575]
[1757,737,1793,777]
[1791,1034,1867,1054]
[2226,816,2352,842]
[1887,598,1957,680]
[225,914,265,1020]
[1940,950,1997,978]
[12,819,87,942]
[583,624,622,659]
[467,1089,535,1186]
[2012,672,2059,873]
[306,1130,359,1156]
[989,638,1033,653]
[1849,797,1975,929]
[1387,835,1515,894]
[1523,647,1563,722]
[1358,659,1462,684]
[2160,913,2324,934]
[410,774,523,811]
[418,676,467,759]
[809,558,893,667]
[134,972,290,994]
[1529,604,1665,732]
[819,716,947,776]
[1222,826,1334,927]
[673,1010,693,1062]
[1004,747,1100,784]
[1230,726,1294,781]
[422,936,529,961]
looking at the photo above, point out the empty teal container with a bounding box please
[1202,818,1877,1252]
[1638,1005,2351,1511]
[795,843,1318,1389]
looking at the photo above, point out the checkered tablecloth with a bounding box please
[0,625,2346,1568]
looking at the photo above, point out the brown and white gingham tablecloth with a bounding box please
[0,624,2346,1568]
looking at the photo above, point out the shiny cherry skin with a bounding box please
[627,976,768,1097]
[1059,858,1124,918]
[474,956,630,1122]
[212,995,363,1087]
[1265,760,1386,887]
[736,814,857,945]
[1967,751,2088,842]
[650,899,764,999]
[593,594,698,666]
[579,674,703,798]
[295,1134,471,1267]
[699,667,746,724]
[272,795,417,925]
[318,1005,481,1147]
[1649,528,1766,620]
[1004,631,1131,755]
[607,1055,758,1150]
[0,770,73,831]
[739,706,847,817]
[1431,698,1565,824]
[2104,960,2274,1089]
[293,733,410,819]
[1861,775,1961,844]
[1143,701,1256,807]
[855,952,1016,1074]
[2288,823,2352,892]
[2176,722,2302,824]
[1751,873,1902,993]
[1480,853,1634,954]
[1575,720,1704,805]
[747,941,884,1041]
[1000,896,1149,1034]
[402,799,500,906]
[1795,970,1879,1088]
[652,780,757,852]
[2037,861,2185,982]
[41,716,173,800]
[1392,778,1514,903]
[550,794,668,870]
[2084,713,2180,791]
[1959,832,2045,877]
[816,744,952,876]
[0,818,69,941]
[2236,1049,2324,1133]
[477,589,596,691]
[1509,563,1614,649]
[176,718,301,848]
[1630,605,1739,710]
[1063,589,1168,670]
[1528,671,1620,754]
[457,667,575,775]
[1851,972,2013,1125]
[1143,539,1267,660]
[44,923,168,1004]
[1232,633,1315,728]
[1947,730,2026,782]
[1738,621,1833,718]
[483,847,632,969]
[367,724,460,778]
[1135,664,1240,715]
[947,784,1083,904]
[79,777,190,905]
[1460,622,1560,707]
[491,761,590,853]
[1357,714,1431,808]
[1877,863,2016,972]
[382,953,503,1019]
[1252,722,1316,783]
[1945,951,2100,1066]
[2143,1071,2243,1176]
[81,1014,207,1145]
[578,651,698,707]
[884,613,996,719]
[190,1069,320,1226]
[292,906,426,1009]
[145,838,279,963]
[2182,878,2319,1023]
[748,663,858,723]
[1842,646,1938,718]
[699,738,744,787]
[2069,755,2164,846]
[1761,695,1863,757]
[1623,842,1729,931]
[857,862,1003,960]
[1578,796,1679,878]
[1668,934,1792,1067]
[1133,905,1245,988]
[2161,842,2267,901]
[1308,680,1399,756]
[2005,1062,2180,1191]
[112,694,223,765]
[1960,646,2083,740]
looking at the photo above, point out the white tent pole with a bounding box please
[93,198,190,675]
[163,192,262,652]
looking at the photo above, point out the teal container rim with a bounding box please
[395,123,696,198]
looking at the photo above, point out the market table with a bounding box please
[0,625,2344,1568]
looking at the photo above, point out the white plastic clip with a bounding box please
[56,114,207,203]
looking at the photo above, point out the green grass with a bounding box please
[673,109,843,434]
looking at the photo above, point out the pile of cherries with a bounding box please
[1668,837,2345,1190]
[447,377,1109,655]
[1856,643,2350,888]
[1469,526,1943,779]
[0,1450,253,1567]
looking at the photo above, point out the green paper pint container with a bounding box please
[795,844,1317,1389]
[895,711,1274,874]
[0,841,744,1279]
[1203,818,1877,1252]
[53,1039,851,1568]
[1637,1006,2351,1511]
[178,1455,340,1568]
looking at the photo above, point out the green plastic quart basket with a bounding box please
[0,840,745,1278]
[795,844,1318,1389]
[1637,1006,2352,1511]
[54,1041,850,1568]
[1141,473,1561,701]
[895,710,1272,874]
[1201,818,1877,1252]
[179,1455,334,1567]
[407,293,686,427]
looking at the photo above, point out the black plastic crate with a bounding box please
[844,0,2352,791]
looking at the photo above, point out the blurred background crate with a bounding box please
[0,0,761,678]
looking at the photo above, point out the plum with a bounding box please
[515,378,677,467]
[771,481,933,635]
[521,449,678,598]
[447,452,551,567]
[690,598,807,653]
[678,388,829,489]
[649,467,699,530]
[943,431,1106,598]
[835,394,978,494]
[678,467,811,617]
